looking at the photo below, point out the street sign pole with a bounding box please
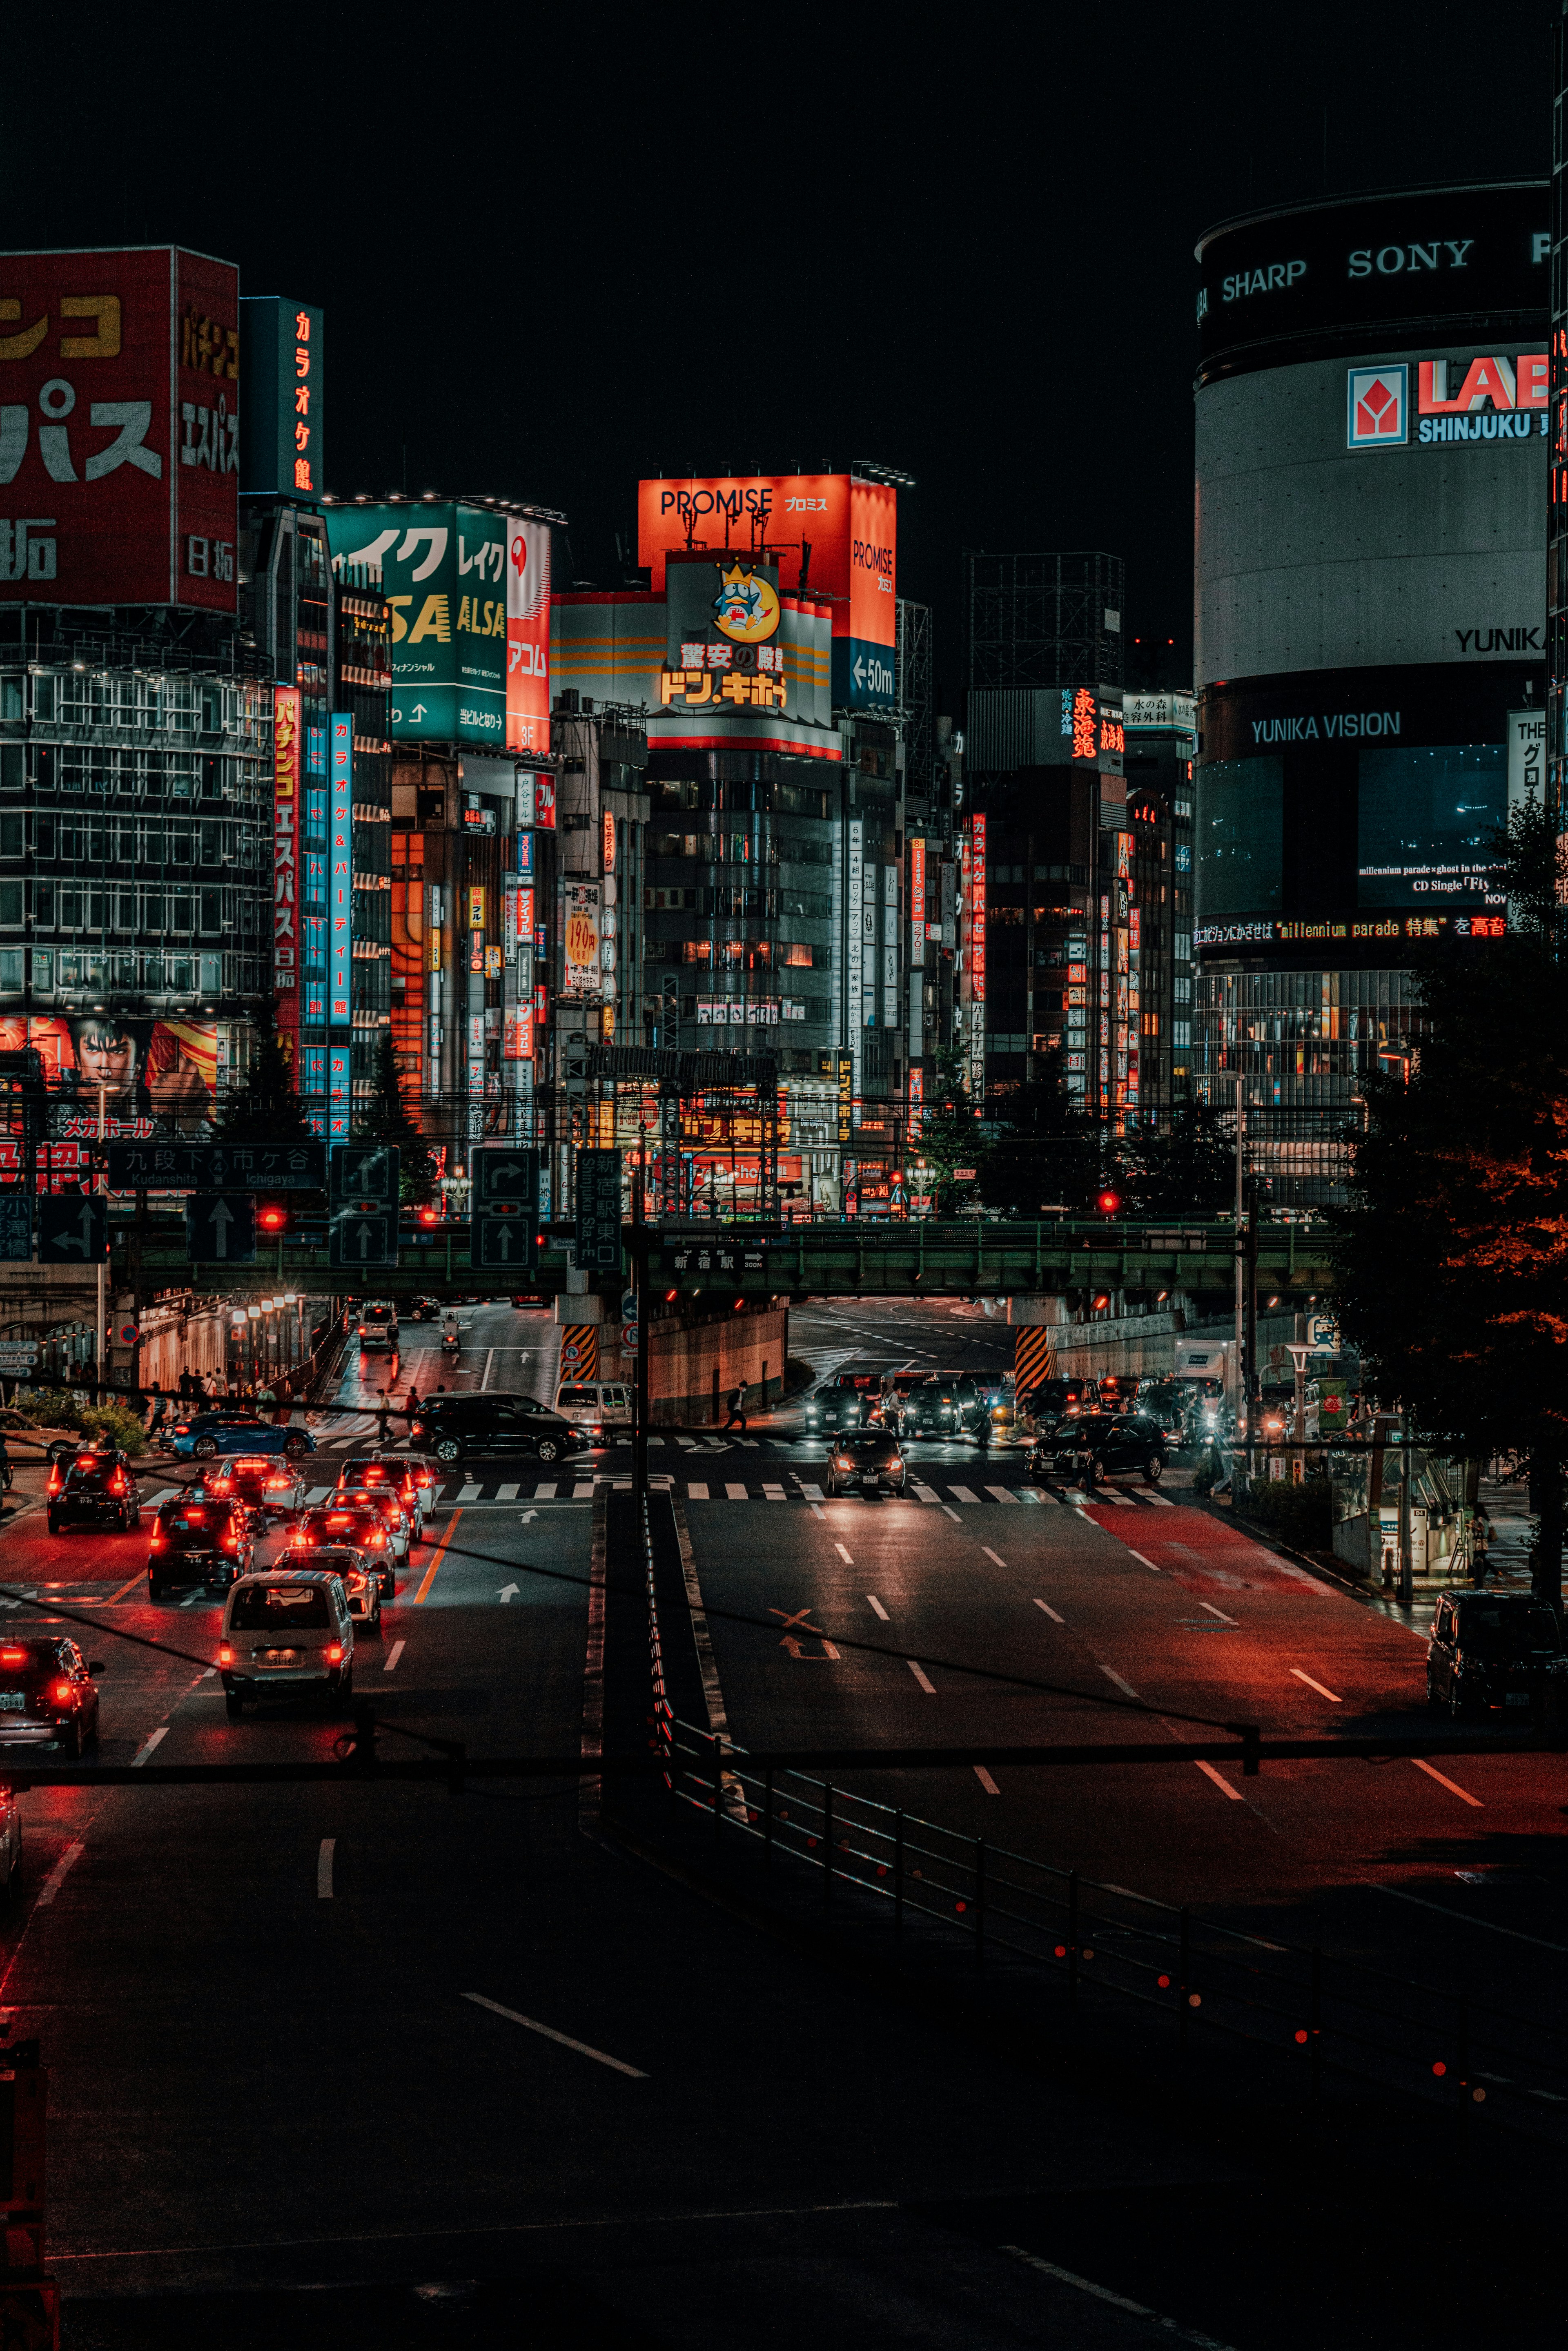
[632,1179,648,1532]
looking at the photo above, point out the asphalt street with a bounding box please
[0,1293,1561,2347]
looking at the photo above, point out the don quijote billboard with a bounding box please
[637,472,897,711]
[0,245,239,609]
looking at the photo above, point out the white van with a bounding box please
[552,1381,632,1444]
[218,1570,355,1716]
[357,1300,399,1352]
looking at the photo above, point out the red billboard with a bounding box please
[0,245,238,610]
[273,686,301,1065]
[506,515,551,754]
[849,475,897,653]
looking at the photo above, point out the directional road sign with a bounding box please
[38,1197,108,1263]
[329,1144,400,1272]
[185,1194,257,1264]
[574,1148,623,1273]
[0,1193,31,1263]
[471,1145,538,1273]
[107,1141,325,1191]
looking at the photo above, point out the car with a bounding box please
[407,1392,583,1466]
[356,1301,399,1352]
[218,1571,355,1717]
[293,1502,401,1596]
[511,1292,548,1308]
[1030,1412,1169,1490]
[202,1454,309,1526]
[825,1433,908,1498]
[405,1297,444,1322]
[165,1413,314,1462]
[1426,1591,1568,1719]
[553,1381,632,1444]
[802,1374,886,1435]
[336,1486,412,1573]
[1019,1377,1097,1431]
[1134,1381,1194,1443]
[148,1495,254,1598]
[286,1544,382,1633]
[901,1373,991,1441]
[335,1454,434,1538]
[0,1409,81,1461]
[46,1450,140,1533]
[0,1638,102,1757]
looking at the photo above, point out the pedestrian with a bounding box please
[274,1377,292,1426]
[1470,1509,1493,1586]
[722,1377,748,1433]
[403,1381,419,1428]
[376,1387,391,1446]
[145,1385,167,1438]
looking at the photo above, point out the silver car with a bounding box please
[219,1571,355,1718]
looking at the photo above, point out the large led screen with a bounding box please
[1356,745,1506,907]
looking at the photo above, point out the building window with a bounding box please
[1194,757,1283,921]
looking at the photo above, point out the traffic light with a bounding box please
[416,1203,441,1227]
[1096,1188,1122,1217]
[257,1203,290,1236]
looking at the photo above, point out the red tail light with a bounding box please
[325,1644,343,1663]
[366,1531,385,1547]
[222,1534,238,1553]
[150,1528,165,1550]
[218,1645,233,1665]
[52,1681,75,1706]
[47,1469,62,1495]
[109,1471,127,1496]
[0,1650,26,1666]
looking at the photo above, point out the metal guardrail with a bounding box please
[653,1707,1568,2135]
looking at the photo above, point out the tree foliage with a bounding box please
[214,1005,316,1148]
[1111,1100,1234,1219]
[353,1027,439,1202]
[910,1046,981,1214]
[1330,800,1568,1473]
[975,1050,1102,1215]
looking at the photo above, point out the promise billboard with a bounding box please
[637,470,898,709]
[0,244,238,609]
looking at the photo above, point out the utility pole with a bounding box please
[1232,1074,1245,1452]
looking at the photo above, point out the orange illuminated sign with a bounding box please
[602,811,616,871]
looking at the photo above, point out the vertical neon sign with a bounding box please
[328,712,353,1139]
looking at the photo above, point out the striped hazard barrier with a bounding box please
[1014,1324,1053,1391]
[559,1324,599,1380]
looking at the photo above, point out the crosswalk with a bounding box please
[141,1476,1176,1511]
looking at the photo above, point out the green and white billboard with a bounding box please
[325,501,508,745]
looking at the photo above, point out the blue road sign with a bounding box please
[185,1194,257,1264]
[38,1196,108,1264]
[328,1210,396,1270]
[107,1141,325,1190]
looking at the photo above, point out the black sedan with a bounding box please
[1427,1591,1568,1719]
[148,1495,255,1598]
[203,1454,310,1525]
[1029,1412,1169,1491]
[47,1450,140,1533]
[824,1433,908,1499]
[0,1638,102,1758]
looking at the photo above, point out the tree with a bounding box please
[910,1045,982,1214]
[353,1027,439,1203]
[215,1005,316,1147]
[1113,1100,1234,1219]
[1330,801,1568,1605]
[975,1050,1102,1216]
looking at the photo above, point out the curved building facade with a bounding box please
[1192,182,1548,1193]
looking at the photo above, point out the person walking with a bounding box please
[274,1377,292,1426]
[145,1385,168,1441]
[403,1381,420,1431]
[722,1377,749,1433]
[375,1388,392,1446]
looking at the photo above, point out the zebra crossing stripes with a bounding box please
[404,1473,1177,1509]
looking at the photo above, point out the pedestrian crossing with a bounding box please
[146,1474,1178,1513]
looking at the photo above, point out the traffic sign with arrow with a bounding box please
[472,1144,538,1273]
[328,1144,400,1270]
[185,1194,257,1264]
[38,1197,108,1264]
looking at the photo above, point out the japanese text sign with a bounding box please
[0,244,238,610]
[239,294,323,501]
[324,500,506,745]
[329,713,352,1021]
[506,514,551,755]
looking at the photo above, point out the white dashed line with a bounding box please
[834,1543,853,1564]
[865,1596,889,1621]
[982,1547,1007,1568]
[1099,1665,1139,1699]
[1033,1597,1064,1624]
[317,1838,335,1899]
[462,1992,648,2077]
[1411,1756,1482,1807]
[1200,1602,1238,1625]
[973,1765,1000,1794]
[1127,1551,1162,1572]
[131,1727,168,1766]
[942,1506,962,1523]
[1289,1667,1341,1701]
[1194,1758,1244,1801]
[383,1639,405,1672]
[35,1840,84,1908]
[906,1659,936,1694]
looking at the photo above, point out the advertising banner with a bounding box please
[273,686,301,1066]
[506,515,551,755]
[324,501,507,744]
[240,296,323,501]
[0,1013,217,1121]
[564,883,601,998]
[329,714,352,1021]
[638,470,898,709]
[0,244,238,610]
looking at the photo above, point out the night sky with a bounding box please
[0,0,1552,705]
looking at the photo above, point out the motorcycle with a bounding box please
[440,1329,461,1360]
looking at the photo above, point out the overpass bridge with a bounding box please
[110,1215,1336,1306]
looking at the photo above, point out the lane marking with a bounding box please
[724,1483,748,1501]
[834,1543,853,1564]
[800,1482,825,1502]
[941,1505,962,1523]
[907,1659,936,1694]
[984,1485,1018,1505]
[1411,1756,1482,1807]
[131,1727,168,1766]
[1143,1489,1176,1507]
[982,1546,1007,1568]
[1199,1602,1238,1625]
[35,1839,84,1908]
[974,1765,1000,1794]
[1194,1758,1244,1802]
[688,1483,710,1501]
[317,1838,334,1899]
[913,1483,939,1502]
[1368,1881,1568,1952]
[413,1509,463,1605]
[457,1483,483,1502]
[462,1992,648,2078]
[535,1481,558,1500]
[1099,1665,1139,1698]
[572,1483,595,1500]
[1127,1550,1162,1573]
[1033,1597,1064,1624]
[383,1639,405,1672]
[497,1483,519,1501]
[998,2246,1241,2351]
[481,1348,495,1392]
[949,1486,981,1505]
[762,1484,787,1502]
[1289,1667,1341,1701]
[866,1595,889,1620]
[810,1503,824,1519]
[107,1570,145,1604]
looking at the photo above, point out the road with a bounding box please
[0,1293,1559,2346]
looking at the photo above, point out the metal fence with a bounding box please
[654,1708,1568,2137]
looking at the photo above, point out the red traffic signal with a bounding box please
[417,1204,441,1226]
[257,1204,289,1235]
[1096,1188,1122,1217]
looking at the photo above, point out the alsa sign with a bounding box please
[1347,355,1548,450]
[0,245,238,609]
